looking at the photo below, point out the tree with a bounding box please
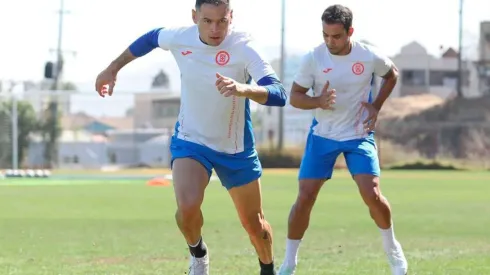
[37,80,79,91]
[35,81,76,168]
[0,100,39,168]
[60,81,78,91]
[39,100,62,168]
[151,70,170,89]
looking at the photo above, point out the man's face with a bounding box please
[193,3,233,46]
[322,23,353,55]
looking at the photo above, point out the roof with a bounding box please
[61,112,134,131]
[96,117,134,129]
[442,48,458,58]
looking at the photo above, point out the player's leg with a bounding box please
[170,140,213,274]
[229,179,276,275]
[213,153,275,275]
[343,135,408,275]
[279,133,340,274]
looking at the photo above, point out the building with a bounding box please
[105,129,172,168]
[25,113,173,169]
[133,90,180,130]
[391,41,480,98]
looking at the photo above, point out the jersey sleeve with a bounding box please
[128,27,184,57]
[157,27,183,51]
[242,41,276,81]
[294,51,315,89]
[371,46,394,77]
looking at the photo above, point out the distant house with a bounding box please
[60,112,134,135]
[390,41,480,98]
[26,113,173,169]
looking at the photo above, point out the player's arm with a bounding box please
[242,74,287,106]
[96,28,175,96]
[371,50,399,111]
[289,52,319,110]
[106,28,163,74]
[290,82,319,109]
[243,43,287,106]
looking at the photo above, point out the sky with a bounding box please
[0,0,488,116]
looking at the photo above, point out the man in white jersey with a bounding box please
[95,1,286,274]
[278,4,408,275]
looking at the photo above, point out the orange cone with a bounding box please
[146,177,171,186]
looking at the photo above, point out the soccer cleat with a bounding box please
[277,264,296,275]
[187,254,209,275]
[386,242,408,275]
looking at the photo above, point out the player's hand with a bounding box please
[361,102,379,132]
[215,73,246,97]
[316,81,336,110]
[95,69,117,98]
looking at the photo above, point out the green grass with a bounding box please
[0,170,489,275]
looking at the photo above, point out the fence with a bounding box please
[1,90,489,170]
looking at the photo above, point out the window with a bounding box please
[429,70,469,87]
[152,100,180,119]
[109,152,117,164]
[401,70,426,86]
[62,155,79,164]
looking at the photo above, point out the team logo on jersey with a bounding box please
[352,62,364,75]
[215,50,230,66]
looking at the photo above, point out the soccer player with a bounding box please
[278,4,408,275]
[95,1,287,274]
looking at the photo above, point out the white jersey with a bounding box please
[158,25,275,154]
[294,41,394,141]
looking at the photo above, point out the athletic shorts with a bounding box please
[170,137,262,190]
[298,132,380,180]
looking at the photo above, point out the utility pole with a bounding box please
[53,0,66,91]
[277,0,286,150]
[7,81,19,170]
[11,95,18,170]
[456,0,464,98]
[45,0,72,168]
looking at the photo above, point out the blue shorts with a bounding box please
[298,132,380,180]
[170,137,262,190]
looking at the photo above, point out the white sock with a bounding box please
[283,238,302,267]
[189,236,202,247]
[379,223,399,252]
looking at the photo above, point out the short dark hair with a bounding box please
[321,4,353,32]
[195,0,230,9]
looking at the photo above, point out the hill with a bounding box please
[379,95,490,159]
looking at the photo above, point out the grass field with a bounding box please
[1,170,489,275]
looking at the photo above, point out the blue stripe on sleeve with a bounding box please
[128,28,162,57]
[257,74,287,107]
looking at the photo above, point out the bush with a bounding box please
[389,160,460,170]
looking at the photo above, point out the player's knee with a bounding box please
[297,180,323,207]
[363,188,382,207]
[176,197,202,221]
[240,212,269,239]
[358,180,382,207]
